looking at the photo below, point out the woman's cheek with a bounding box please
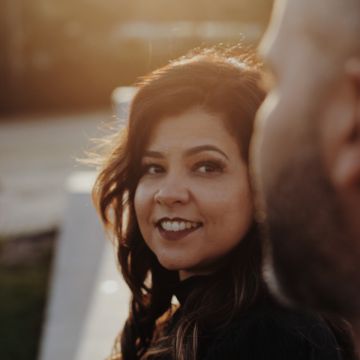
[134,181,156,223]
[134,183,147,222]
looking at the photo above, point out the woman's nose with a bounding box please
[154,178,190,206]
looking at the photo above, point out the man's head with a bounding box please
[252,0,360,319]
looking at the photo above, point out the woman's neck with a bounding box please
[179,269,213,281]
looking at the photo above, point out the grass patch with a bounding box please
[0,231,56,360]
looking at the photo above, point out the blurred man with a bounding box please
[252,0,360,351]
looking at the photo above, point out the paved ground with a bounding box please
[0,111,130,359]
[0,111,113,236]
[39,179,130,360]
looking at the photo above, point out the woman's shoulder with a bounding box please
[203,297,342,360]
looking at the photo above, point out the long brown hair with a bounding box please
[93,47,266,360]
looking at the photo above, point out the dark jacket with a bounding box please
[163,276,344,360]
[202,298,342,360]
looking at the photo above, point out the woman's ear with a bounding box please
[331,58,360,190]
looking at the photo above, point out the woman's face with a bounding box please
[134,107,252,280]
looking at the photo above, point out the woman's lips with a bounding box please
[157,225,201,241]
[155,217,203,241]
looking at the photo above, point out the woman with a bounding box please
[92,48,355,360]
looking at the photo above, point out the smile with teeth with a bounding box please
[158,219,202,232]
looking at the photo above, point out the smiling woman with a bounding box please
[92,47,351,360]
[134,107,252,280]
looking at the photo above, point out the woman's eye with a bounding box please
[143,164,164,175]
[194,161,224,174]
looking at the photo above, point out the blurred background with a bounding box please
[0,1,273,359]
[1,0,272,114]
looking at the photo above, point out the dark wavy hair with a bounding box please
[92,47,267,360]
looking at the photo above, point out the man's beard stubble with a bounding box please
[260,145,360,319]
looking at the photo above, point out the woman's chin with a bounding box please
[157,258,183,272]
[156,254,192,273]
[157,256,212,278]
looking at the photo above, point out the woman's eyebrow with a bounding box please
[143,145,229,160]
[142,150,164,158]
[185,145,229,160]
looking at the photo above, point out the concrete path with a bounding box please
[0,112,130,359]
[39,172,130,360]
[0,111,114,236]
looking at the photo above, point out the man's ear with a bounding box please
[332,58,360,190]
